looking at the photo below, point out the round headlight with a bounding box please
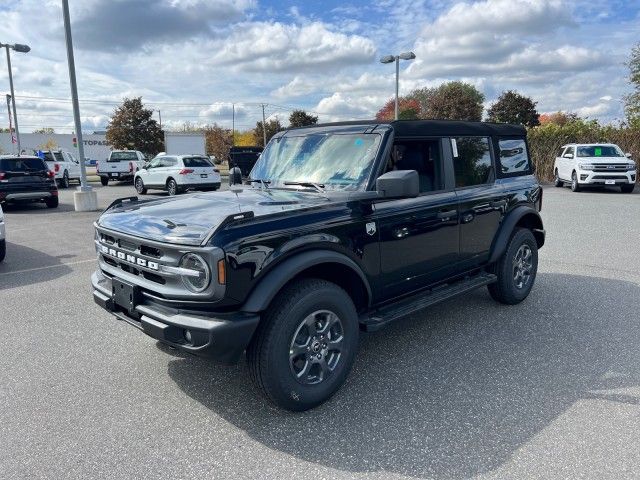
[179,253,211,293]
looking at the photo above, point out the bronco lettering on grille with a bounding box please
[100,244,159,270]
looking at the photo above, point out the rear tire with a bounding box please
[100,177,109,186]
[167,178,178,196]
[571,171,580,192]
[60,171,70,189]
[247,278,359,411]
[0,239,5,263]
[135,177,147,195]
[45,196,59,209]
[554,169,563,187]
[488,228,538,305]
[621,184,635,193]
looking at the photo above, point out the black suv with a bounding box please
[92,120,545,411]
[0,155,59,208]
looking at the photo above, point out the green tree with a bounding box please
[33,127,56,134]
[106,97,164,156]
[487,90,540,127]
[409,81,485,121]
[253,118,283,147]
[624,43,640,127]
[289,110,318,128]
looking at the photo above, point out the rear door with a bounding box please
[182,156,214,185]
[451,136,507,267]
[64,152,81,178]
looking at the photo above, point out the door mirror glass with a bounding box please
[563,153,574,159]
[376,170,419,198]
[625,152,632,158]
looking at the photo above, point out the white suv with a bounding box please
[134,155,221,196]
[554,143,636,193]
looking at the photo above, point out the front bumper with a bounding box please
[92,270,259,364]
[576,169,636,185]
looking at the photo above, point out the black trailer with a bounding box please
[229,146,263,177]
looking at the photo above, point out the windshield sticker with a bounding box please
[451,139,459,158]
[595,147,602,156]
[354,138,364,146]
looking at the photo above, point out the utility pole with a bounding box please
[261,103,267,147]
[61,0,97,211]
[157,109,162,129]
[232,103,235,147]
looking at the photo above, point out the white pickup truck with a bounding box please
[41,150,81,188]
[97,150,146,186]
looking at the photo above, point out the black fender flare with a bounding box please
[241,250,372,313]
[488,206,545,264]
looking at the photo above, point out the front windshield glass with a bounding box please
[250,133,382,191]
[577,145,623,157]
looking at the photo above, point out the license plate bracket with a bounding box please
[605,179,615,185]
[200,174,207,178]
[112,278,139,313]
[111,173,119,178]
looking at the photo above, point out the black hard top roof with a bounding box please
[284,119,526,137]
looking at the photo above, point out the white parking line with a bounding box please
[0,258,96,276]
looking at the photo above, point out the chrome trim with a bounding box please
[160,265,202,277]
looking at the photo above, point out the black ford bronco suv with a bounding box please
[92,120,545,411]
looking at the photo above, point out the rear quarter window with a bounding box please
[497,138,531,176]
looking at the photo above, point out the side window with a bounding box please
[564,146,575,157]
[498,138,531,175]
[148,157,163,168]
[387,140,443,193]
[558,147,566,158]
[451,137,492,187]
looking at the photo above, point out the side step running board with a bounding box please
[360,273,497,332]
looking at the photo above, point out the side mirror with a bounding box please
[563,153,574,159]
[376,170,419,198]
[625,152,632,158]
[229,166,242,186]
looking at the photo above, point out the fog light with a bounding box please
[184,329,193,345]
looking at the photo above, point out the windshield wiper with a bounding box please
[248,179,271,189]
[284,181,326,195]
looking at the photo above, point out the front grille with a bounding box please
[592,164,628,172]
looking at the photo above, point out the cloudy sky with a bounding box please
[0,0,638,133]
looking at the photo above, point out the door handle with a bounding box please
[437,209,457,219]
[490,200,507,208]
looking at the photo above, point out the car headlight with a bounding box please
[179,253,211,292]
[578,163,595,170]
[628,162,637,171]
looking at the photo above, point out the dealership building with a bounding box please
[0,133,112,160]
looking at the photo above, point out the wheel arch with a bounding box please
[489,206,544,264]
[241,250,372,314]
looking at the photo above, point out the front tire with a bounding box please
[167,178,178,196]
[135,177,147,195]
[247,278,359,411]
[0,239,5,262]
[488,228,538,305]
[554,169,563,187]
[60,171,70,189]
[621,184,635,193]
[100,177,109,186]
[571,171,581,192]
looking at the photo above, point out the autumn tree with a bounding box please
[253,118,283,147]
[538,111,580,126]
[487,90,540,127]
[624,42,640,127]
[288,110,318,128]
[33,127,55,134]
[106,97,164,156]
[375,98,420,121]
[234,130,255,147]
[203,124,233,163]
[410,82,485,121]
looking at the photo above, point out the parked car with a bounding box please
[39,149,82,189]
[97,150,146,186]
[134,154,221,195]
[92,120,544,411]
[0,203,5,262]
[0,155,58,208]
[553,143,636,193]
[229,146,262,177]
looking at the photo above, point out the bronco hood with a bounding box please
[97,187,330,245]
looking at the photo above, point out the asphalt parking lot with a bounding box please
[1,182,639,479]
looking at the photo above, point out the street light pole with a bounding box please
[3,45,21,154]
[380,51,416,120]
[5,94,15,154]
[61,0,98,211]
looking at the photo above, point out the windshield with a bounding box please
[577,145,623,157]
[250,133,381,191]
[109,152,138,162]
